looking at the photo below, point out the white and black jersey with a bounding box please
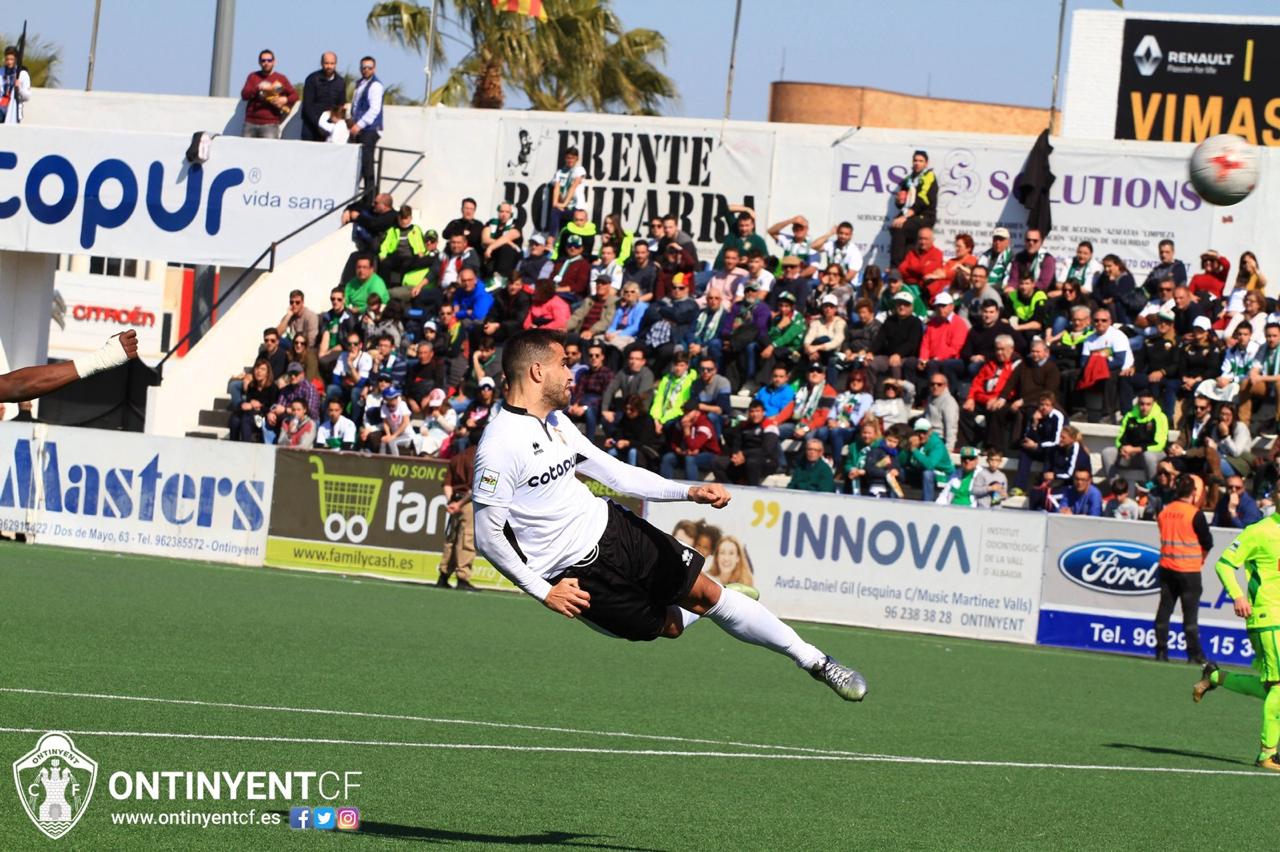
[472,403,689,601]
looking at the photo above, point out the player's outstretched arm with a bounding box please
[571,428,721,504]
[0,331,138,403]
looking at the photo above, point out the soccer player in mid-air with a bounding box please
[1192,510,1280,771]
[0,330,138,402]
[472,330,866,701]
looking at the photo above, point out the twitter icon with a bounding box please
[313,806,336,831]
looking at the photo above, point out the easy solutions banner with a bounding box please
[0,422,273,564]
[1038,515,1252,666]
[0,127,359,265]
[646,486,1047,644]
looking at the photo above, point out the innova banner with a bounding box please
[1039,515,1253,665]
[1114,19,1280,145]
[0,127,359,265]
[646,486,1046,643]
[0,421,273,564]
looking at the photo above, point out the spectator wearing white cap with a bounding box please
[415,388,458,457]
[901,417,955,501]
[869,290,924,392]
[803,294,846,370]
[916,290,969,391]
[978,227,1015,288]
[515,233,554,285]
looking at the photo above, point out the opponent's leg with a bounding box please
[1213,667,1267,698]
[681,574,866,701]
[1259,683,1280,770]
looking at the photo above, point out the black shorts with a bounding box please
[561,501,705,642]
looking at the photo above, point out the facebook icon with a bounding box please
[289,807,311,830]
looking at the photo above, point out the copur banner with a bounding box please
[265,449,643,590]
[0,126,359,265]
[1038,515,1252,665]
[0,422,273,564]
[646,486,1047,643]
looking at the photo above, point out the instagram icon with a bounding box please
[336,807,361,831]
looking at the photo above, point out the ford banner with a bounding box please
[0,422,274,565]
[1039,515,1252,665]
[0,126,359,265]
[645,486,1047,643]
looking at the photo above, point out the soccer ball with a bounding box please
[1188,134,1258,206]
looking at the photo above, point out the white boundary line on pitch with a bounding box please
[2,687,1276,779]
[0,726,1273,778]
[0,686,869,758]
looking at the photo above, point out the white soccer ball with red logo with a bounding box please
[1189,134,1258,206]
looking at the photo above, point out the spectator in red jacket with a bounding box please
[240,49,298,139]
[959,334,1020,450]
[898,227,945,300]
[1189,250,1231,300]
[659,409,722,481]
[915,291,970,385]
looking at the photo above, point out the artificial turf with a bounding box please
[0,542,1275,850]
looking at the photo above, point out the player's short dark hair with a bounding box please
[502,329,565,383]
[1175,473,1198,499]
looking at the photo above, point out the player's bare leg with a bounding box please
[669,573,867,701]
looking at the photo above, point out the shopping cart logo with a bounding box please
[310,456,383,543]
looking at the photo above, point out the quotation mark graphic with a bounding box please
[751,500,781,528]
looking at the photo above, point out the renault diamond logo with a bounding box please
[1133,35,1162,76]
[12,732,98,840]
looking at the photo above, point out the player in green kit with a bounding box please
[1192,514,1280,771]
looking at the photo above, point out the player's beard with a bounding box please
[546,382,571,410]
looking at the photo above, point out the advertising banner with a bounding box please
[646,487,1046,643]
[1038,515,1252,665]
[0,422,273,564]
[48,272,172,364]
[491,113,775,257]
[828,138,1211,281]
[265,448,643,589]
[1114,19,1280,145]
[0,127,359,265]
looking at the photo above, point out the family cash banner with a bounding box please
[646,486,1047,643]
[1038,515,1253,665]
[491,112,775,258]
[0,421,273,564]
[0,126,359,265]
[824,137,1214,281]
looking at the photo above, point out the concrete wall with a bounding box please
[144,228,355,437]
[769,82,1059,136]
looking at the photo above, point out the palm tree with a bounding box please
[366,0,676,114]
[0,33,61,87]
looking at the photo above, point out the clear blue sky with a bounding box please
[3,0,1277,121]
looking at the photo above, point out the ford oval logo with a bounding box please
[1058,540,1160,596]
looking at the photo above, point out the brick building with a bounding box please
[769,81,1059,136]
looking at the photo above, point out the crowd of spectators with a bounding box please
[224,139,1280,526]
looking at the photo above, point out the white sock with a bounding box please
[704,587,826,670]
[676,607,701,630]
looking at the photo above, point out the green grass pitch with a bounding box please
[0,543,1274,850]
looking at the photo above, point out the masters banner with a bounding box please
[265,448,640,589]
[645,485,1047,644]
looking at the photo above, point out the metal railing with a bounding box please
[154,145,424,374]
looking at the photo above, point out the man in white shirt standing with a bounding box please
[472,329,867,702]
[813,221,864,284]
[548,146,588,240]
